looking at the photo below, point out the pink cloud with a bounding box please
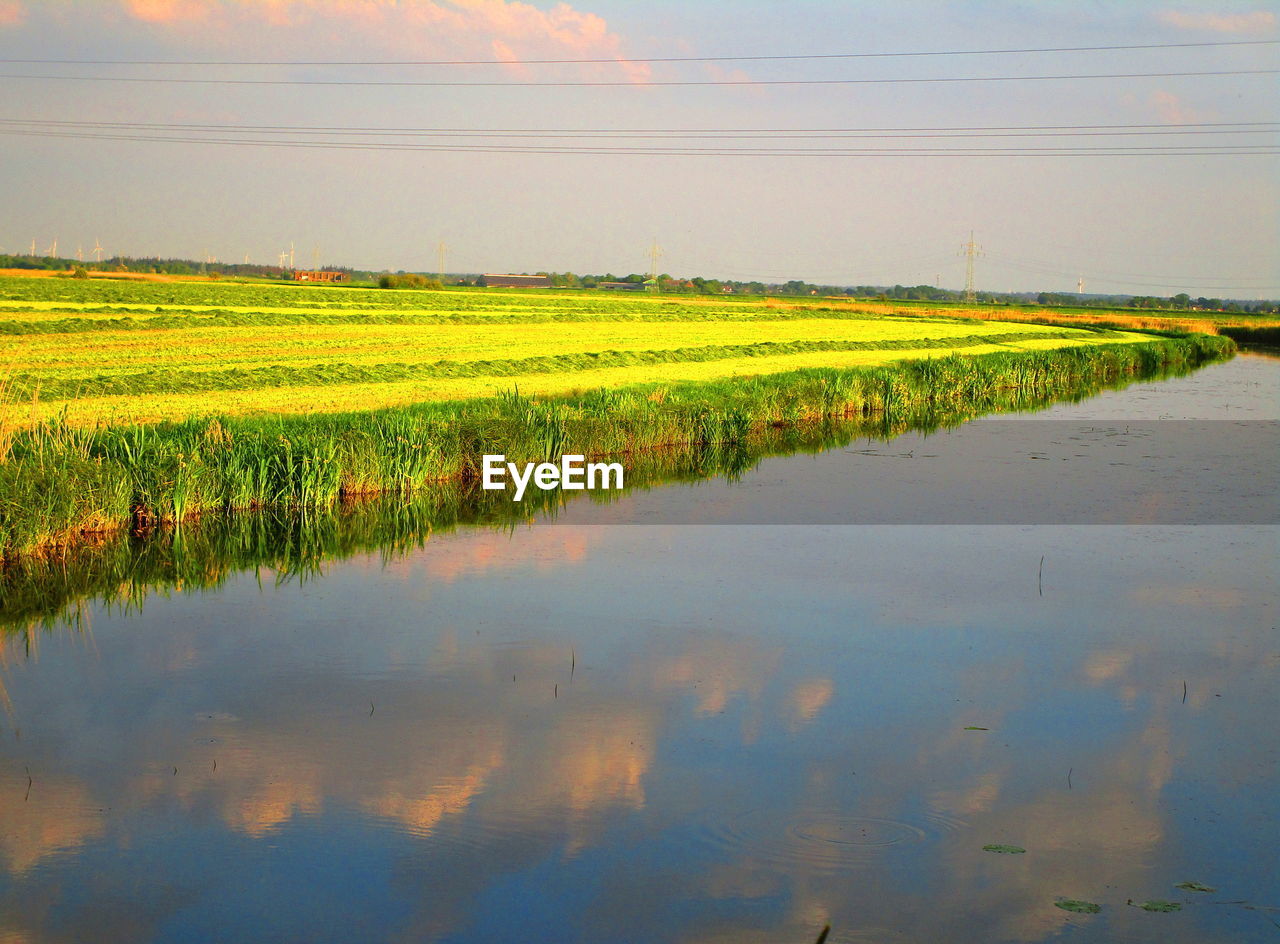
[114,0,650,82]
[0,0,26,27]
[491,38,534,78]
[1157,9,1277,33]
[1151,89,1208,125]
[125,0,212,22]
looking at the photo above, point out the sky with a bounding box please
[0,0,1276,297]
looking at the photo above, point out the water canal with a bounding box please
[1,354,1276,943]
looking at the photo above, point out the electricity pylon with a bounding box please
[960,231,982,303]
[648,239,663,281]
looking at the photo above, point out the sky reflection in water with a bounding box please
[0,358,1276,944]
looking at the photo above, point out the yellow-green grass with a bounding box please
[10,318,1072,373]
[0,275,1161,426]
[13,329,1153,427]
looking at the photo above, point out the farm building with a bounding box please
[294,270,350,283]
[482,274,552,288]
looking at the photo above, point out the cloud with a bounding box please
[0,0,25,27]
[125,0,212,22]
[115,0,650,82]
[1158,9,1277,33]
[491,37,534,79]
[1150,89,1207,124]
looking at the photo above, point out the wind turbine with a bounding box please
[92,239,104,264]
[77,244,84,262]
[46,237,57,257]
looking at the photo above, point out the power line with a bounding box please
[4,127,1275,156]
[6,119,1270,134]
[0,68,1274,87]
[0,118,1275,140]
[2,39,1274,66]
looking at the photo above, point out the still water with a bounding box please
[1,355,1276,943]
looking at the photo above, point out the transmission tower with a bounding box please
[648,239,664,282]
[960,231,982,303]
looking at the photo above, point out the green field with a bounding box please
[1,276,1157,427]
[0,275,1236,555]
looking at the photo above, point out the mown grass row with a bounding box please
[0,306,917,334]
[1,278,768,314]
[8,330,1114,401]
[0,334,1233,557]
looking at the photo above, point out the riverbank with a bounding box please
[0,333,1233,558]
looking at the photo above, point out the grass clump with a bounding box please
[1054,899,1101,914]
[1174,881,1215,893]
[1135,900,1182,913]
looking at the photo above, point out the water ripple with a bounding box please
[694,808,941,875]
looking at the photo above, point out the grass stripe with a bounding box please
[0,303,959,332]
[8,330,1117,401]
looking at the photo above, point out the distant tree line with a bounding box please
[1034,290,1276,313]
[1,254,1274,312]
[0,254,361,280]
[523,271,863,297]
